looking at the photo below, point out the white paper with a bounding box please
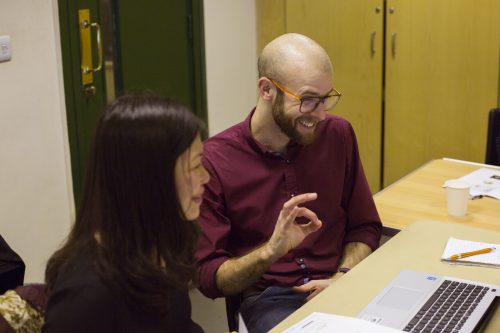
[441,237,500,268]
[457,167,500,199]
[282,312,404,333]
[238,313,249,333]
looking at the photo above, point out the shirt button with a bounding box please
[290,194,295,197]
[303,277,310,284]
[285,159,290,164]
[298,258,304,263]
[300,264,306,269]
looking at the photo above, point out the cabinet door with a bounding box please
[256,0,286,52]
[384,0,500,186]
[286,0,384,192]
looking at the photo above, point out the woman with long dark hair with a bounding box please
[43,96,208,332]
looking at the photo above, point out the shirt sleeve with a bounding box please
[341,122,382,251]
[195,155,234,299]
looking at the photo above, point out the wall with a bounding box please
[204,0,258,135]
[0,0,74,282]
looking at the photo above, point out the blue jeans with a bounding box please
[239,286,308,333]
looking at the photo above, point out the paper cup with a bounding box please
[444,179,470,217]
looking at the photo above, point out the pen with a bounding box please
[449,247,495,260]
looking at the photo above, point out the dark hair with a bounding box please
[46,95,203,316]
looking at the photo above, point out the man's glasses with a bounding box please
[269,78,341,113]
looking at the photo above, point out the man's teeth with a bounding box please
[298,119,315,128]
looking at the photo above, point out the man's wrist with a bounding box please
[260,242,281,262]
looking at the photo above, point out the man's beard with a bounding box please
[272,93,317,145]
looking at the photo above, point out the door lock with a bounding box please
[84,85,96,96]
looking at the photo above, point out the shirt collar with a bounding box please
[242,108,301,159]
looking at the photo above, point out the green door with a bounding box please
[116,1,206,116]
[58,0,206,205]
[58,0,107,205]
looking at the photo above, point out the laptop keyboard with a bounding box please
[403,280,489,333]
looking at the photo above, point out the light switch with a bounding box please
[0,35,12,62]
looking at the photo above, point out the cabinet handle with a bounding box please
[370,32,376,57]
[391,33,397,58]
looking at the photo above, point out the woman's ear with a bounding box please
[257,77,274,101]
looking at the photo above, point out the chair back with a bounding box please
[225,295,242,332]
[485,108,500,166]
[0,235,25,294]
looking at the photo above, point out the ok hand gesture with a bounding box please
[267,193,322,258]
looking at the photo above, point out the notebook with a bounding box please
[441,237,500,268]
[357,270,499,333]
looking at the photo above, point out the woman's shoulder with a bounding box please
[43,252,118,332]
[50,249,107,294]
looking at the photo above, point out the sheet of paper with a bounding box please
[441,237,500,267]
[238,313,249,333]
[282,312,404,333]
[458,167,500,199]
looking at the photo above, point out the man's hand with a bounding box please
[292,273,345,302]
[292,241,373,302]
[215,193,322,296]
[265,193,322,259]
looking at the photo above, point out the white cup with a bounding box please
[444,179,470,216]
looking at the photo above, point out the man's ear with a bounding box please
[258,77,274,101]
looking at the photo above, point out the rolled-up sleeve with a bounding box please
[195,157,233,299]
[341,123,382,251]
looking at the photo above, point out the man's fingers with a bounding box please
[292,284,313,294]
[293,207,322,232]
[293,283,320,302]
[303,219,322,233]
[294,280,332,302]
[286,206,300,224]
[306,289,320,302]
[294,207,319,223]
[282,193,318,212]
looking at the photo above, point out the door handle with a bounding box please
[81,21,103,74]
[391,33,397,58]
[78,9,103,86]
[370,32,376,58]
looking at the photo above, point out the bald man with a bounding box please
[196,33,381,333]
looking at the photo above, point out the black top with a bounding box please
[43,250,204,333]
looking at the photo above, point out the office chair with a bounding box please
[485,108,500,166]
[225,294,242,332]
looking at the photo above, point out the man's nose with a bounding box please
[311,103,327,120]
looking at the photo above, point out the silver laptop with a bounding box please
[357,270,499,333]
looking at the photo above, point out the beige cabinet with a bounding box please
[256,0,500,191]
[384,0,500,186]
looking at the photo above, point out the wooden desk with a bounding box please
[270,220,500,332]
[374,159,500,232]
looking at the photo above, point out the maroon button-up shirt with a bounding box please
[196,110,381,298]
